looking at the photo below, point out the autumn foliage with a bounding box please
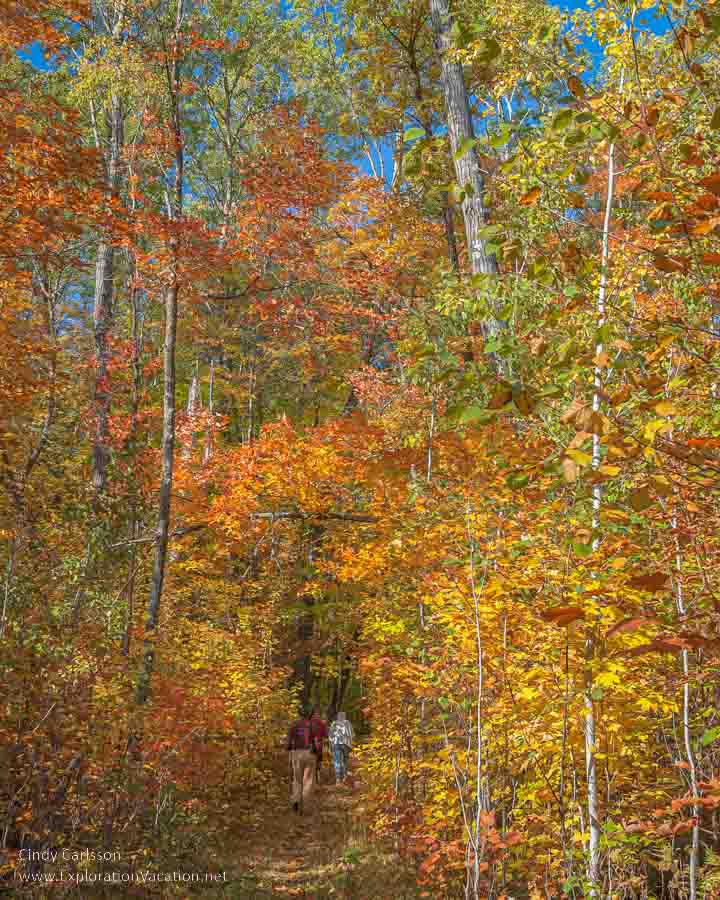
[5,0,720,897]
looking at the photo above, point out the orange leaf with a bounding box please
[672,817,698,836]
[561,398,586,424]
[606,616,660,638]
[541,606,584,626]
[520,187,541,206]
[617,643,663,657]
[594,350,609,367]
[700,174,720,194]
[645,106,660,127]
[652,254,687,273]
[689,218,719,236]
[567,75,585,99]
[562,457,578,482]
[628,571,670,593]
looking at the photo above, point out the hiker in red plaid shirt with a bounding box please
[287,706,327,812]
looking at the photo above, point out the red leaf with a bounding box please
[672,817,698,835]
[653,635,709,651]
[541,606,584,626]
[606,616,660,638]
[652,254,687,273]
[617,643,662,657]
[700,174,720,194]
[628,571,671,593]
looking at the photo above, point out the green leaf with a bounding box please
[451,182,466,203]
[489,124,511,148]
[404,127,426,142]
[552,109,574,131]
[506,472,530,490]
[476,37,501,62]
[454,137,477,160]
[701,726,720,746]
[479,228,505,244]
[591,686,604,701]
[457,406,495,424]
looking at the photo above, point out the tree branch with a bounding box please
[251,510,377,524]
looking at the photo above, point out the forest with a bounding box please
[3,0,720,896]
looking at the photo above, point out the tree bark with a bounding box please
[92,93,123,493]
[443,203,460,272]
[203,359,214,465]
[673,511,700,898]
[585,73,623,893]
[429,0,499,331]
[137,4,184,704]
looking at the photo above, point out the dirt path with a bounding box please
[203,763,421,899]
[228,778,359,897]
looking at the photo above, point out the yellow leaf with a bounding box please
[651,475,673,496]
[566,448,592,466]
[644,419,671,442]
[654,400,678,416]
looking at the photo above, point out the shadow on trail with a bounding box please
[209,761,422,899]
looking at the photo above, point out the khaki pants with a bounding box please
[290,749,316,811]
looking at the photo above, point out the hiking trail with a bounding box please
[201,757,421,899]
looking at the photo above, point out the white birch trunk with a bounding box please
[585,71,623,893]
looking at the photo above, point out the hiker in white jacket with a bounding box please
[329,711,354,784]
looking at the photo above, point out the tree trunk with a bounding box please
[443,202,460,272]
[92,93,123,493]
[673,512,700,898]
[326,629,359,721]
[584,74,623,893]
[137,6,184,704]
[184,361,199,458]
[203,359,214,465]
[429,0,499,331]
